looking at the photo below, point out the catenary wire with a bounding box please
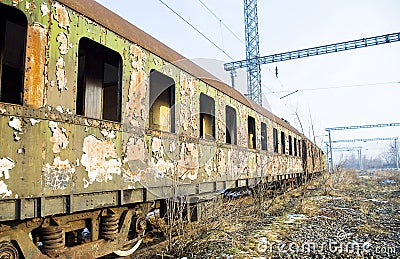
[158,0,235,61]
[264,81,400,94]
[196,0,245,45]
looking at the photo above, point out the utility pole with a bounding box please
[395,137,399,170]
[230,70,236,89]
[328,130,333,172]
[325,143,330,172]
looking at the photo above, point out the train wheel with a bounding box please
[0,241,19,259]
[113,215,146,256]
[113,238,142,257]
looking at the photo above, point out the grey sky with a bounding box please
[95,0,400,161]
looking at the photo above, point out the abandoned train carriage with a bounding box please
[0,0,325,257]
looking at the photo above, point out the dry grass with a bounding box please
[135,169,400,258]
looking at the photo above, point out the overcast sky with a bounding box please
[95,0,400,161]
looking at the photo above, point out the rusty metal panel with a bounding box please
[24,23,47,108]
[72,125,123,193]
[0,200,18,220]
[43,196,67,216]
[45,1,75,110]
[198,182,215,193]
[198,139,218,182]
[0,109,44,199]
[41,119,74,196]
[72,191,118,212]
[122,189,144,204]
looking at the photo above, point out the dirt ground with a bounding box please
[133,170,400,259]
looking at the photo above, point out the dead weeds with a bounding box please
[133,169,399,258]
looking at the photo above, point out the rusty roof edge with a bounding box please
[57,0,302,136]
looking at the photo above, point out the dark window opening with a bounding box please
[248,116,256,149]
[273,128,279,153]
[0,4,27,105]
[298,139,302,157]
[281,131,286,154]
[200,93,215,140]
[301,139,307,160]
[225,105,237,145]
[261,122,267,151]
[77,38,122,122]
[289,135,293,155]
[149,70,175,132]
[294,137,298,156]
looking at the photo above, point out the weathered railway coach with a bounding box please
[0,0,325,257]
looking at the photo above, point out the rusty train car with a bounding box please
[0,0,325,258]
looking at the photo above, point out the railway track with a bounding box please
[101,174,318,258]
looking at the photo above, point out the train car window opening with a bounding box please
[77,38,122,122]
[149,70,175,132]
[248,116,256,149]
[261,122,267,151]
[298,139,302,157]
[0,4,27,105]
[288,135,293,155]
[294,137,298,156]
[225,105,237,145]
[200,93,215,140]
[281,131,286,154]
[273,128,279,153]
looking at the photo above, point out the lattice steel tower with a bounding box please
[244,0,262,105]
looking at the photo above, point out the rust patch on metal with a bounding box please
[216,91,225,142]
[56,57,67,92]
[49,121,69,153]
[25,1,36,12]
[42,157,74,190]
[179,72,198,136]
[125,45,147,128]
[81,135,122,188]
[12,0,22,6]
[53,2,70,29]
[125,136,146,162]
[56,32,69,55]
[149,137,174,178]
[217,148,227,175]
[178,143,199,180]
[123,135,147,180]
[41,2,50,16]
[24,23,47,108]
[238,105,247,147]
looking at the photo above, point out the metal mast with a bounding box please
[244,0,262,105]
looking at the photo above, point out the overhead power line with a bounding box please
[158,0,234,61]
[196,0,245,45]
[265,81,400,94]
